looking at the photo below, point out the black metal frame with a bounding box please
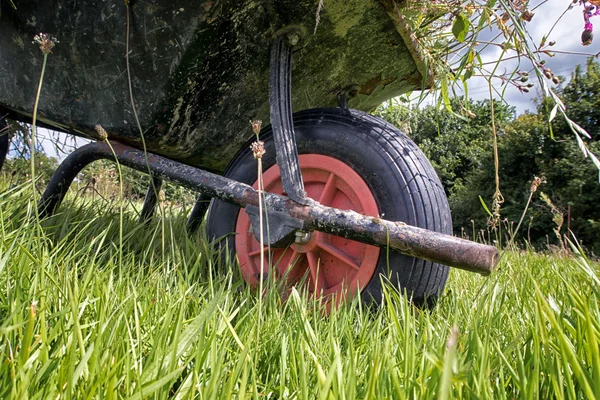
[34,34,500,276]
[186,194,210,233]
[268,35,307,204]
[139,176,162,223]
[38,141,498,275]
[0,119,9,173]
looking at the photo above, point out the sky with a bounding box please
[446,0,600,113]
[37,0,600,159]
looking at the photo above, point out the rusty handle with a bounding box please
[40,142,500,275]
[258,197,500,276]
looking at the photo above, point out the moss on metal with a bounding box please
[0,0,431,171]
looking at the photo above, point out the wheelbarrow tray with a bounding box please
[0,0,430,171]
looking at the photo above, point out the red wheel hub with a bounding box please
[235,154,380,309]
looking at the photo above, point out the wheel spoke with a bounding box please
[318,173,337,206]
[233,153,383,312]
[306,251,327,294]
[249,246,270,257]
[288,250,301,266]
[317,241,361,271]
[278,250,300,280]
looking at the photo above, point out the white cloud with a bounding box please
[37,128,89,161]
[412,1,600,114]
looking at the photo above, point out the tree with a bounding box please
[377,62,600,254]
[376,98,514,196]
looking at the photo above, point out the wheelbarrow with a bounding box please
[0,0,499,308]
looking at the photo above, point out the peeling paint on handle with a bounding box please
[40,142,499,275]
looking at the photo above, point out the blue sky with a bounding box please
[456,0,600,113]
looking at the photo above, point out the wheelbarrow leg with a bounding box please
[186,194,211,233]
[139,176,162,224]
[337,92,349,109]
[269,35,308,204]
[0,119,9,173]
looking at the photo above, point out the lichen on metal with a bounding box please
[0,0,434,171]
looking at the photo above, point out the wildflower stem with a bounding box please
[103,137,125,270]
[509,191,534,248]
[30,53,48,210]
[256,137,265,346]
[125,3,164,254]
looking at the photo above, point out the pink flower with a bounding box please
[581,1,600,45]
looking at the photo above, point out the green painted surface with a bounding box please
[0,0,426,170]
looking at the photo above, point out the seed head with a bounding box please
[582,29,594,46]
[530,176,543,193]
[33,33,58,54]
[250,140,265,159]
[250,120,262,135]
[521,10,535,22]
[446,326,460,350]
[95,124,108,140]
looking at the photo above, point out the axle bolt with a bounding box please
[295,230,311,245]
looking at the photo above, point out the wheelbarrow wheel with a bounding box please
[205,108,452,308]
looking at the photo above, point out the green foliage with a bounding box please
[1,184,600,398]
[451,13,470,43]
[1,152,58,191]
[558,59,600,142]
[377,59,600,254]
[78,161,196,206]
[379,98,514,194]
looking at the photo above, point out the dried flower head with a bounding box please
[250,140,265,159]
[446,326,460,350]
[33,33,58,54]
[95,124,108,140]
[582,28,594,45]
[530,176,543,193]
[580,1,600,45]
[250,120,262,135]
[521,10,535,22]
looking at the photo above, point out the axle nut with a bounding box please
[294,230,311,245]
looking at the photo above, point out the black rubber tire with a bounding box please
[206,108,452,306]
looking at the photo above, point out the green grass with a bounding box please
[1,183,600,399]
